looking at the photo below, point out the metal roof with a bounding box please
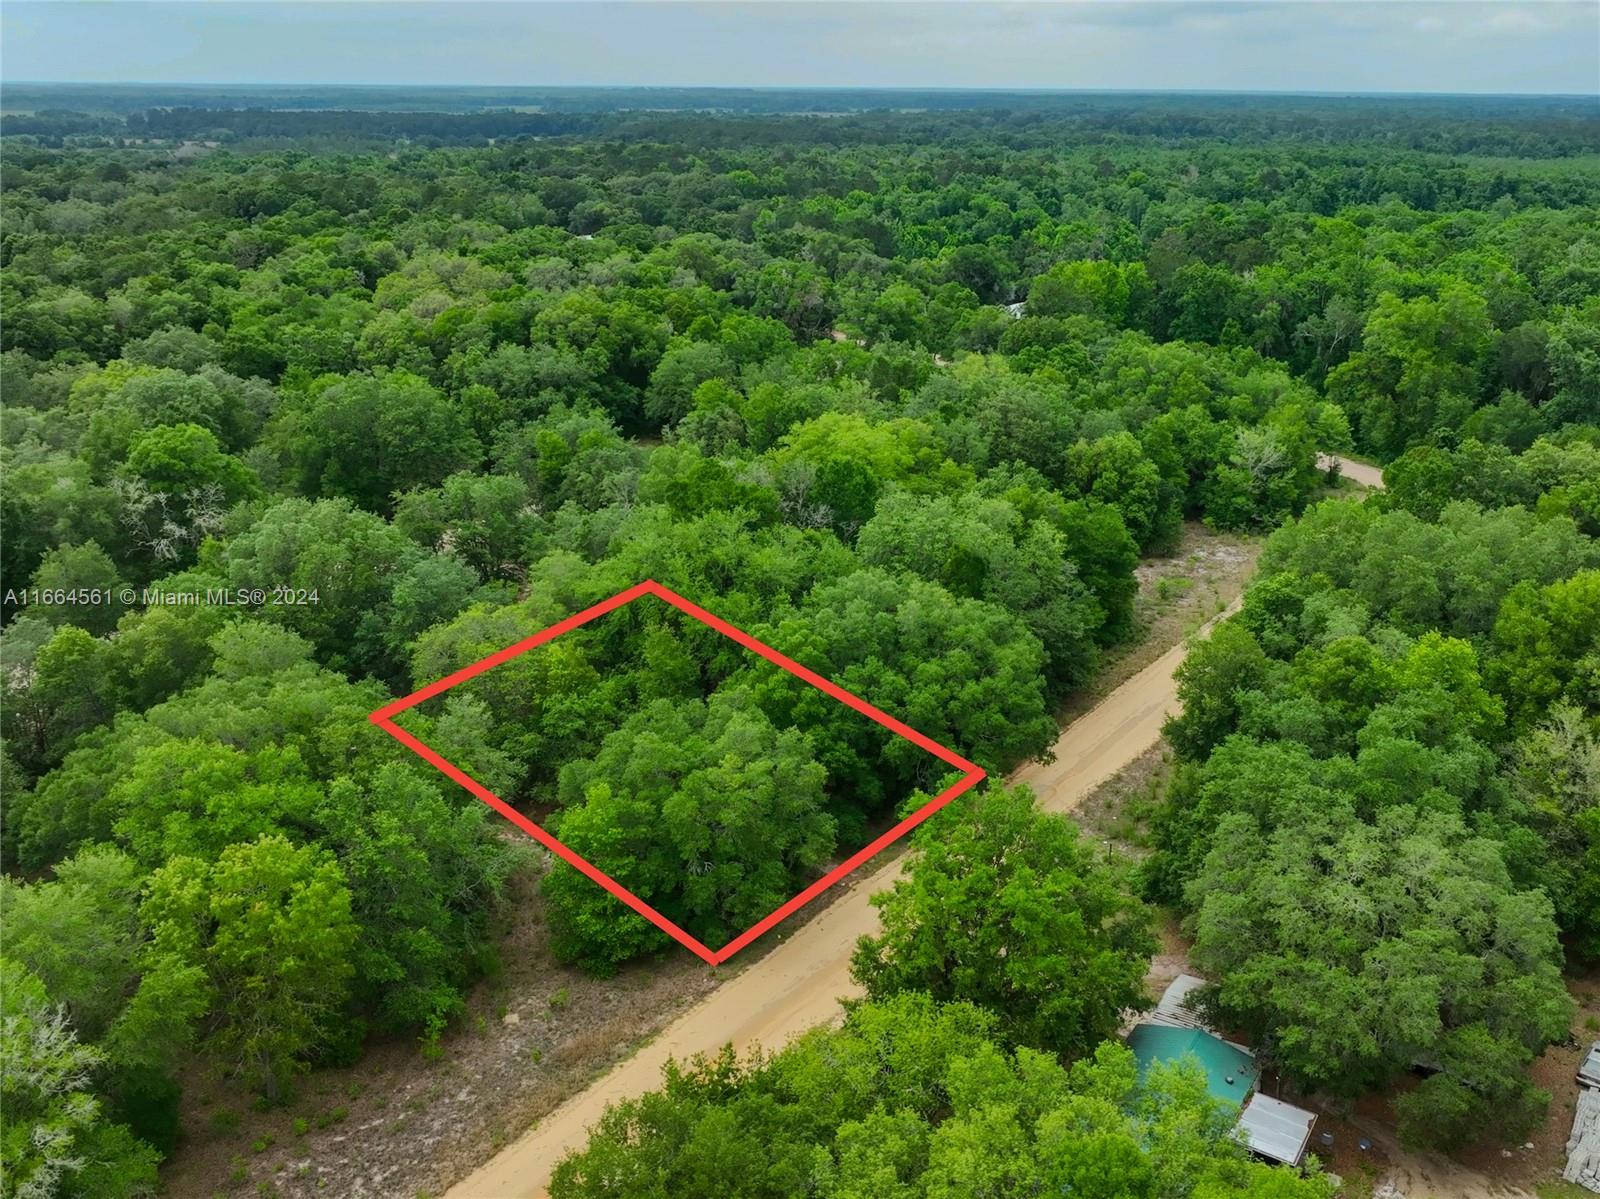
[1235,1093,1316,1166]
[1127,1023,1259,1111]
[1581,1042,1600,1090]
[1148,974,1210,1031]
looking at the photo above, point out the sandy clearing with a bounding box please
[444,604,1238,1199]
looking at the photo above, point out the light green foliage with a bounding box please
[122,422,258,502]
[768,412,970,537]
[1,849,205,1153]
[142,835,358,1098]
[105,603,228,711]
[1165,622,1271,761]
[109,739,322,866]
[1256,497,1598,639]
[1,622,120,775]
[2,457,124,614]
[490,403,643,512]
[1027,259,1152,326]
[853,785,1156,1060]
[1490,569,1600,732]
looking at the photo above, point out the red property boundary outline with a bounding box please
[369,579,986,965]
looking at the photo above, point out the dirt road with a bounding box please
[444,612,1232,1198]
[1318,452,1385,489]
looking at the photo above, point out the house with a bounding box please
[1146,972,1210,1031]
[1570,1047,1600,1194]
[1567,1088,1600,1192]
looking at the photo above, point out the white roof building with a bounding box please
[1236,1093,1317,1167]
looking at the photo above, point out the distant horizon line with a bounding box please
[6,81,1597,100]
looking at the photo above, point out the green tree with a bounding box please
[1164,621,1272,761]
[1507,706,1600,959]
[316,765,522,1034]
[1326,283,1492,458]
[549,993,1335,1199]
[1185,804,1571,1148]
[1,848,205,1154]
[141,835,358,1099]
[857,489,1103,689]
[853,785,1155,1059]
[0,960,161,1199]
[271,371,481,514]
[1489,569,1600,732]
[545,691,835,973]
[3,622,123,776]
[748,570,1056,820]
[223,496,421,676]
[1064,432,1177,551]
[109,739,321,867]
[25,542,126,637]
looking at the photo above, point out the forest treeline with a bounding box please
[5,86,1599,156]
[1,97,1597,1195]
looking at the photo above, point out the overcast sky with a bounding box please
[5,2,1598,95]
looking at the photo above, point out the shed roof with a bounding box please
[1148,974,1210,1031]
[1235,1093,1317,1166]
[1126,1023,1258,1110]
[1580,1043,1600,1090]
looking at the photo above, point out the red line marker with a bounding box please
[370,579,986,965]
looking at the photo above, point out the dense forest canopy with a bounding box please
[1,89,1597,1196]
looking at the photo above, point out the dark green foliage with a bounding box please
[545,691,834,972]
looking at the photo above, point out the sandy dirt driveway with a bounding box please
[445,615,1227,1198]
